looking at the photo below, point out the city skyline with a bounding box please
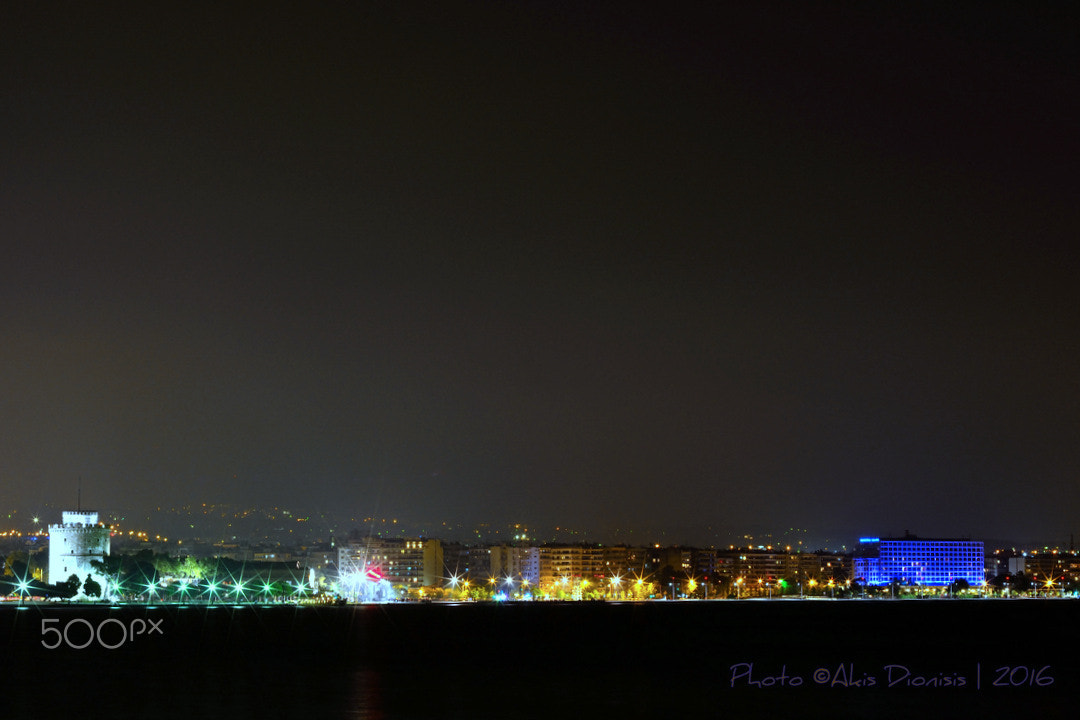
[3,4,1078,546]
[1,499,1074,554]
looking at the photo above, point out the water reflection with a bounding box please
[3,600,1076,718]
[345,668,384,720]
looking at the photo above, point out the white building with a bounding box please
[338,537,444,587]
[48,511,111,594]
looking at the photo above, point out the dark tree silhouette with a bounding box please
[83,575,102,598]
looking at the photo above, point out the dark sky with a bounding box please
[2,2,1077,545]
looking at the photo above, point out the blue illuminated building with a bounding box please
[854,535,985,587]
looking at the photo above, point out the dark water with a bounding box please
[4,599,1078,718]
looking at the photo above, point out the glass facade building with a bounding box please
[854,537,985,586]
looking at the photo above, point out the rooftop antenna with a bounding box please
[77,477,81,512]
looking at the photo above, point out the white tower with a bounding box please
[48,511,111,594]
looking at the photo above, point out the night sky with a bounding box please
[3,3,1077,545]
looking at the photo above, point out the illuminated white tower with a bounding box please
[48,511,111,593]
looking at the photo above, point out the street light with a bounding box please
[16,578,31,605]
[205,581,220,603]
[232,581,247,601]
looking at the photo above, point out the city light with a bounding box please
[18,509,1079,606]
[856,538,984,587]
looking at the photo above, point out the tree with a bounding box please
[90,555,126,597]
[948,578,970,596]
[83,575,102,598]
[54,573,82,599]
[4,550,30,578]
[656,565,677,598]
[90,555,125,578]
[176,555,213,580]
[1010,573,1032,593]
